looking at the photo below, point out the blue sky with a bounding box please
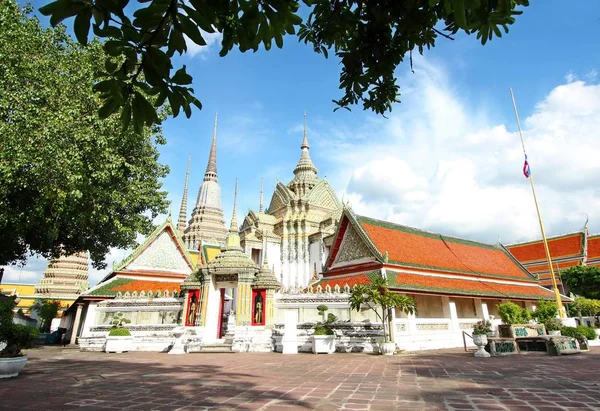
[5,1,600,284]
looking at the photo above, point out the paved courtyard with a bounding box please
[1,346,600,410]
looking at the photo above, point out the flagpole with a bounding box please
[510,88,565,318]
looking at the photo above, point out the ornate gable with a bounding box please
[333,223,375,265]
[306,179,342,211]
[267,182,294,214]
[126,230,192,274]
[116,219,194,275]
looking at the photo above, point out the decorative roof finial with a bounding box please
[177,153,191,234]
[259,178,264,213]
[292,111,318,183]
[204,113,218,182]
[229,177,238,233]
[302,110,309,149]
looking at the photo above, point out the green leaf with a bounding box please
[74,8,92,45]
[171,66,192,85]
[98,96,120,119]
[177,14,206,46]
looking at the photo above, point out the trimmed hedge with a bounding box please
[108,327,131,337]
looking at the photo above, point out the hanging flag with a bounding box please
[523,154,531,178]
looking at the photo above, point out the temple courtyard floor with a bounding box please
[1,347,600,410]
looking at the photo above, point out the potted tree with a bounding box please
[497,301,531,338]
[544,318,562,336]
[105,312,133,353]
[349,276,416,355]
[472,319,491,358]
[312,305,336,354]
[0,296,39,378]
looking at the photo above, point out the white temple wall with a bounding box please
[80,302,97,337]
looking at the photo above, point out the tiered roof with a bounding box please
[587,234,600,268]
[506,232,585,287]
[318,209,561,301]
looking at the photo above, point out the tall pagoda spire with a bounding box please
[182,113,227,249]
[205,113,218,182]
[291,111,318,188]
[177,153,191,234]
[259,178,264,213]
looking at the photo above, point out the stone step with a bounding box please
[191,343,233,353]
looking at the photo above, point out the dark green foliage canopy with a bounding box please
[39,0,529,131]
[0,297,40,357]
[0,1,169,268]
[561,265,600,300]
[32,300,62,333]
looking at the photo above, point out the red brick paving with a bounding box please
[1,347,600,410]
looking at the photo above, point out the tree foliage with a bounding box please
[497,301,531,325]
[0,1,169,267]
[561,265,600,300]
[38,0,529,131]
[32,300,62,333]
[349,276,416,343]
[532,299,557,325]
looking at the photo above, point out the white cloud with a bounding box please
[184,31,223,59]
[323,60,600,245]
[2,266,40,283]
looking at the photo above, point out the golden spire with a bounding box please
[229,178,238,233]
[177,153,191,234]
[292,111,318,183]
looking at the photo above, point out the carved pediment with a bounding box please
[307,180,342,211]
[267,182,294,214]
[333,224,374,265]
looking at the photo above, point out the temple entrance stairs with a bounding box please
[196,338,233,353]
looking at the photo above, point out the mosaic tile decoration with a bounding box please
[128,231,191,273]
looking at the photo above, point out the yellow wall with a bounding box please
[0,283,74,314]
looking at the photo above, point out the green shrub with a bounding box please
[108,327,131,337]
[316,305,328,316]
[576,325,597,340]
[313,323,333,336]
[544,318,562,332]
[533,300,558,324]
[498,302,531,324]
[0,298,39,357]
[560,326,582,339]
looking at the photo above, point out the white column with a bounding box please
[203,277,220,342]
[481,302,490,320]
[474,298,484,319]
[80,302,97,337]
[282,309,298,354]
[448,300,459,333]
[70,303,85,345]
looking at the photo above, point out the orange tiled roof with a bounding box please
[507,233,583,263]
[526,260,580,273]
[88,278,181,296]
[390,272,558,300]
[314,271,558,300]
[587,235,600,260]
[357,216,531,280]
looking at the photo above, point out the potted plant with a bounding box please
[105,312,133,353]
[472,319,491,358]
[0,296,39,378]
[497,301,531,338]
[544,318,562,336]
[349,275,416,355]
[312,306,336,354]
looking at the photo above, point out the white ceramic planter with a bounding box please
[379,342,396,356]
[0,356,28,379]
[105,336,133,353]
[548,330,561,336]
[312,335,335,354]
[473,334,490,358]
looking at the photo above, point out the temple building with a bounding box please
[239,113,342,290]
[61,115,572,354]
[506,221,600,292]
